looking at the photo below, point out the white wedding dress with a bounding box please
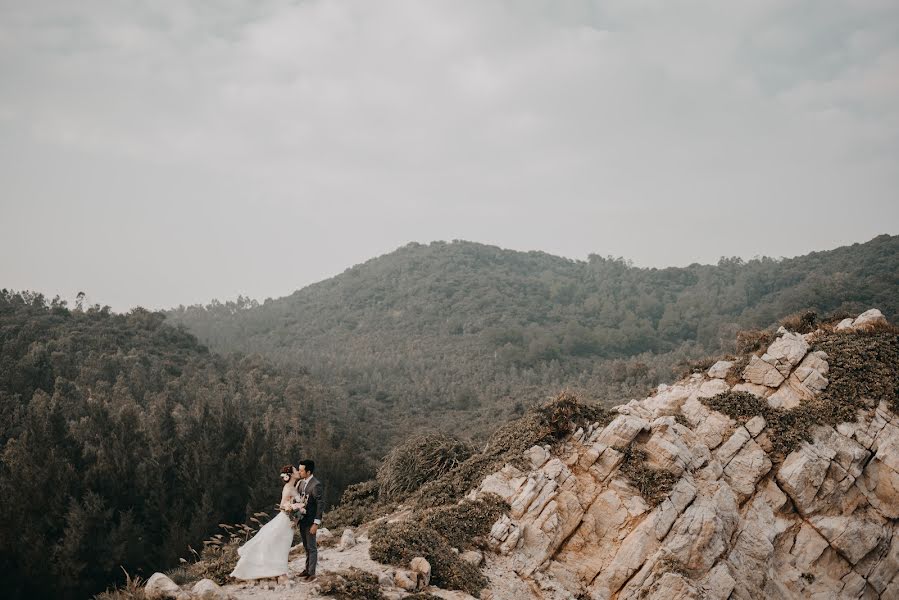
[231,482,303,580]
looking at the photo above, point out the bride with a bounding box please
[230,465,306,581]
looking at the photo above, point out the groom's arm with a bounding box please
[313,480,324,525]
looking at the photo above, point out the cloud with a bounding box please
[1,0,897,310]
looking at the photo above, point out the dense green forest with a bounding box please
[0,291,377,600]
[167,235,899,441]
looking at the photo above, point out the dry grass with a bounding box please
[724,355,749,387]
[677,356,718,380]
[780,310,819,334]
[735,329,775,355]
[182,516,270,585]
[368,494,509,596]
[93,569,148,600]
[377,432,474,503]
[673,414,690,428]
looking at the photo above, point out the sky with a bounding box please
[1,0,898,312]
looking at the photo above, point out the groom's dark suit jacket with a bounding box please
[299,475,324,528]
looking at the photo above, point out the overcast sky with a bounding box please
[1,0,897,312]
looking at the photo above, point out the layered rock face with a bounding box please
[472,314,899,599]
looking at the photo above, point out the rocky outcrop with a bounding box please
[466,309,898,599]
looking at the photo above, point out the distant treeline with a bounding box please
[0,291,375,599]
[167,235,899,440]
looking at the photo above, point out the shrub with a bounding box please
[655,556,690,578]
[421,494,508,551]
[325,480,395,531]
[377,433,474,502]
[414,392,608,508]
[702,391,815,460]
[317,568,385,600]
[369,521,487,596]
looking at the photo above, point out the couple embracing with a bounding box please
[230,459,324,582]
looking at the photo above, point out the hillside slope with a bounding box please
[145,308,899,600]
[167,235,899,442]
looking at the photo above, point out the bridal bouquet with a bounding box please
[281,493,308,520]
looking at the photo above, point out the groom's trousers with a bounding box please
[299,523,318,576]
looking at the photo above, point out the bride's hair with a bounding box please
[280,464,294,480]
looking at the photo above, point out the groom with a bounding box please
[297,459,323,580]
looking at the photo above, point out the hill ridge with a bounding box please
[166,234,899,443]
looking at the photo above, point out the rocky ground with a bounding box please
[145,309,899,600]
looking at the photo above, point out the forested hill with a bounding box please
[0,291,375,600]
[166,234,899,438]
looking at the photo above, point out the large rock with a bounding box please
[742,355,785,388]
[764,332,809,375]
[410,556,431,590]
[661,481,740,573]
[339,527,357,551]
[722,440,772,502]
[861,434,899,518]
[145,573,188,600]
[853,308,888,331]
[192,579,232,600]
[707,361,734,379]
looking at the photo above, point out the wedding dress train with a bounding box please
[229,511,294,580]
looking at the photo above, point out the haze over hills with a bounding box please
[167,234,899,441]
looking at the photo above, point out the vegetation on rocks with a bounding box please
[616,443,680,507]
[317,568,386,600]
[369,520,487,596]
[413,392,609,508]
[421,494,509,552]
[368,493,507,596]
[702,324,899,460]
[814,326,899,415]
[703,391,830,460]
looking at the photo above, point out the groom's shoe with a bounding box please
[297,570,309,578]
